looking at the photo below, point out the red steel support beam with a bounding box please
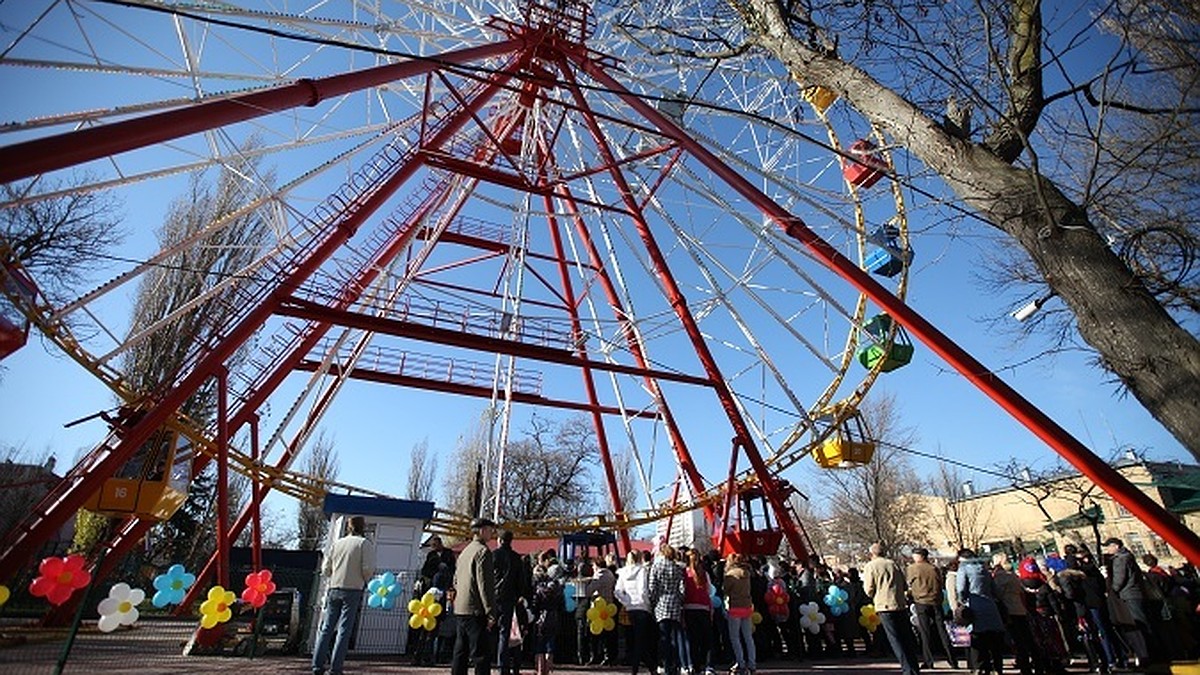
[579,59,1200,564]
[543,190,633,555]
[0,39,525,184]
[250,415,263,571]
[561,61,810,562]
[216,368,230,588]
[294,359,657,419]
[276,297,712,388]
[556,189,712,522]
[0,50,526,582]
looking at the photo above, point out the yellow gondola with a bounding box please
[83,421,193,521]
[812,404,876,468]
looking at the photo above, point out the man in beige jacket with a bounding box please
[452,517,498,675]
[862,543,921,675]
[312,515,376,675]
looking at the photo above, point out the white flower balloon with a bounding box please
[798,601,826,634]
[97,582,145,633]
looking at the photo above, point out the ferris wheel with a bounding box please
[0,0,915,578]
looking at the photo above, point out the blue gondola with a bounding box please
[863,225,914,277]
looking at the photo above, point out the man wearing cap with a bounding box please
[1103,536,1160,665]
[906,547,958,670]
[421,534,457,589]
[453,517,499,675]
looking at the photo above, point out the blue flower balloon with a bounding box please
[151,564,195,608]
[824,584,850,616]
[368,572,402,610]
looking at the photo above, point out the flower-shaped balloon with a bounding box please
[858,604,880,633]
[30,554,91,606]
[824,585,849,616]
[97,582,145,632]
[0,585,9,607]
[407,590,443,631]
[586,596,617,635]
[798,601,826,634]
[241,569,276,609]
[368,572,403,610]
[199,586,236,629]
[152,564,196,608]
[764,579,790,621]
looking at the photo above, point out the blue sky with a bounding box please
[0,0,1193,534]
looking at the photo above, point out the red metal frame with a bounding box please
[5,0,1197,597]
[0,46,530,583]
[575,57,1200,564]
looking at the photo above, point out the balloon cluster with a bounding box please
[858,604,880,633]
[408,590,443,631]
[764,579,790,622]
[368,572,404,610]
[823,585,850,616]
[798,601,826,634]
[587,597,617,634]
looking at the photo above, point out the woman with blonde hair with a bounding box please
[723,553,756,675]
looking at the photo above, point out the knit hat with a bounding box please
[1017,556,1045,581]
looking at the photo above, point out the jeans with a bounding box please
[727,615,756,673]
[312,588,363,675]
[657,618,686,675]
[452,614,492,675]
[878,609,921,675]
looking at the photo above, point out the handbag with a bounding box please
[952,603,973,627]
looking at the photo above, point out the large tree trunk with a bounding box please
[747,2,1200,459]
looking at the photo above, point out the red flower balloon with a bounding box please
[30,554,92,606]
[241,569,276,608]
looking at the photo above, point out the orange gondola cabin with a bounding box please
[83,421,194,521]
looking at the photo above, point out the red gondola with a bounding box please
[0,259,37,360]
[842,139,889,189]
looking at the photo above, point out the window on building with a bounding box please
[1151,536,1172,558]
[1126,532,1147,556]
[1113,502,1132,519]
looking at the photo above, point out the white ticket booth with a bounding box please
[308,494,434,656]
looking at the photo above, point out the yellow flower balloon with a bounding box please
[586,597,617,634]
[858,604,881,633]
[199,586,236,629]
[408,589,443,631]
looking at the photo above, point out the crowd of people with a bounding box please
[318,517,1200,675]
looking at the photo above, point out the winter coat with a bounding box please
[956,557,1005,633]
